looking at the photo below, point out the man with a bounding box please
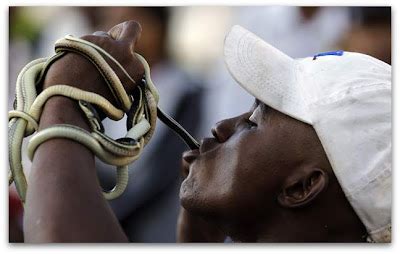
[177,26,391,242]
[22,21,391,242]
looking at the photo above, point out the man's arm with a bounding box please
[22,21,143,242]
[24,96,128,243]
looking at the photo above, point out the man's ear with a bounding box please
[277,168,329,208]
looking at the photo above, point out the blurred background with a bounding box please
[8,6,391,243]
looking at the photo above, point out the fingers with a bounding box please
[108,20,142,44]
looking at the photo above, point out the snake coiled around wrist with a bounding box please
[8,34,199,203]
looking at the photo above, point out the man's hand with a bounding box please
[43,20,145,106]
[176,152,226,242]
[39,20,145,132]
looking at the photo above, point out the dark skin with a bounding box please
[22,20,366,242]
[178,101,367,242]
[24,21,144,243]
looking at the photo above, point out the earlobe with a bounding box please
[277,168,329,208]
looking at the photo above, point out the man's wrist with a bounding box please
[43,53,100,89]
[42,52,117,104]
[39,52,107,131]
[38,96,90,131]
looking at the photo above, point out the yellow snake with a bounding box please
[9,34,199,203]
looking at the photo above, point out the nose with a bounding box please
[211,117,237,143]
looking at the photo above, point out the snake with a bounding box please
[8,34,200,203]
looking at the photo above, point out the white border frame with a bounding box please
[1,1,397,254]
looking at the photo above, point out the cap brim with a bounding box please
[224,25,311,124]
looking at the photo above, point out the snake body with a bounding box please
[8,35,199,203]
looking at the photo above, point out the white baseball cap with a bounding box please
[224,25,391,242]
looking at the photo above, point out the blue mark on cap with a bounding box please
[313,50,344,60]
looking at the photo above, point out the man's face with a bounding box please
[180,100,324,222]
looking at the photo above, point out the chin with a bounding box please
[179,177,207,214]
[179,177,195,207]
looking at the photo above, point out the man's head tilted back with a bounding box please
[180,25,391,242]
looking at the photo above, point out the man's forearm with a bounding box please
[23,95,127,242]
[18,21,145,242]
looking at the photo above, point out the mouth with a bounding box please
[182,137,220,164]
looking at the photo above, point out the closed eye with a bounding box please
[246,118,257,128]
[246,113,257,128]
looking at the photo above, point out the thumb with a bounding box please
[108,20,142,45]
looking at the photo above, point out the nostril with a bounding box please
[212,117,237,143]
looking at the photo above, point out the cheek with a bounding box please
[180,149,239,213]
[220,131,285,211]
[179,155,212,210]
[180,128,285,217]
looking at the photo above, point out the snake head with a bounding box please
[78,100,105,133]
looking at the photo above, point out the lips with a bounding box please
[182,138,219,165]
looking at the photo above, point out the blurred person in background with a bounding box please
[340,7,391,64]
[90,7,204,242]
